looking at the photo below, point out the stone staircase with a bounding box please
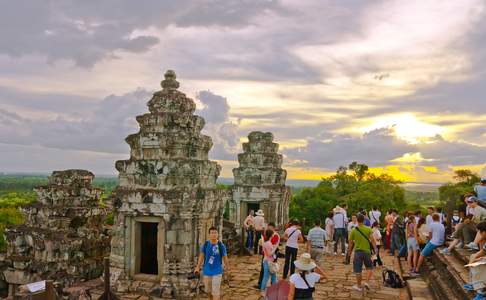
[421,245,475,300]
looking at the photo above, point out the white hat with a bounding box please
[256,209,265,216]
[294,253,317,271]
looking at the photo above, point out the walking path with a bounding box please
[201,247,410,300]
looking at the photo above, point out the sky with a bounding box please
[0,0,485,183]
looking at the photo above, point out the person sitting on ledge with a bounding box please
[463,221,486,300]
[412,213,445,276]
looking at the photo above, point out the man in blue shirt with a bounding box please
[195,226,229,300]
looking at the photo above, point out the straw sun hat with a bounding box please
[294,253,317,271]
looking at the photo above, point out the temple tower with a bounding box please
[109,70,226,298]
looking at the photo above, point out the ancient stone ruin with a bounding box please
[2,169,110,295]
[230,131,290,231]
[109,70,227,298]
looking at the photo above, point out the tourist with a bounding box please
[406,213,420,275]
[417,217,429,249]
[244,210,255,252]
[415,210,423,224]
[390,212,405,256]
[194,226,229,300]
[254,209,265,254]
[256,223,280,289]
[360,209,371,227]
[347,214,358,234]
[474,178,486,206]
[462,221,486,300]
[260,229,278,296]
[465,197,486,250]
[384,209,395,249]
[436,207,446,225]
[288,253,327,300]
[307,219,327,264]
[372,222,383,266]
[325,211,335,254]
[282,219,304,279]
[426,207,434,226]
[333,206,347,256]
[347,214,377,292]
[369,206,381,225]
[441,214,476,255]
[414,214,445,274]
[451,210,462,228]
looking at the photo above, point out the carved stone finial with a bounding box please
[161,70,180,90]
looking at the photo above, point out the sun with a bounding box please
[361,113,444,144]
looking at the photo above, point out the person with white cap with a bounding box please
[288,252,327,300]
[253,209,266,254]
[475,178,486,206]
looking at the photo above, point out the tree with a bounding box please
[453,169,480,186]
[289,162,406,232]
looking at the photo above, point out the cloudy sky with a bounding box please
[1,0,485,182]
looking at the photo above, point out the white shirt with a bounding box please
[253,215,265,230]
[415,216,420,224]
[372,228,382,245]
[369,210,381,224]
[325,218,334,239]
[333,212,347,229]
[285,226,301,249]
[428,221,445,246]
[426,214,433,226]
[347,222,358,232]
[289,272,320,289]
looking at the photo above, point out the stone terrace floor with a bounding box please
[198,247,410,300]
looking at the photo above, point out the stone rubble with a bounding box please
[3,170,110,292]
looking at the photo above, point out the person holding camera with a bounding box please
[347,214,377,293]
[194,227,229,300]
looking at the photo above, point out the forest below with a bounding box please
[0,163,478,251]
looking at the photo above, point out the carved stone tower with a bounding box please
[109,70,226,298]
[230,131,290,231]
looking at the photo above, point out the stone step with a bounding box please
[421,247,474,300]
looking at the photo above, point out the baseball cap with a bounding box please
[467,196,478,203]
[481,177,486,183]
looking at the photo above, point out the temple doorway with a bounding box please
[247,202,260,215]
[140,222,158,275]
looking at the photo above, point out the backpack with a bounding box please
[382,268,405,288]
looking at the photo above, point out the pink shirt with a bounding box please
[263,241,275,263]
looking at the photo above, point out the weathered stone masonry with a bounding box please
[109,70,228,298]
[3,170,110,294]
[230,131,290,231]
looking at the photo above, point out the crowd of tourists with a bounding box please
[193,178,486,300]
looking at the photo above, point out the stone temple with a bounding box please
[230,131,290,231]
[109,70,227,298]
[3,170,110,294]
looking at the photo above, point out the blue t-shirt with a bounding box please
[201,241,227,276]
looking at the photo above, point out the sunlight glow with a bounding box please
[361,113,445,144]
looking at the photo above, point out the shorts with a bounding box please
[204,274,222,296]
[310,248,324,261]
[420,242,439,257]
[353,250,374,274]
[407,237,419,252]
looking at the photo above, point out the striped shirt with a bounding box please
[307,227,327,248]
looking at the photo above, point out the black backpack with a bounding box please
[382,268,405,288]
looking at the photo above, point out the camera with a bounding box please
[187,273,200,280]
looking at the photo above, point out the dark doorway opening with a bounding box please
[140,222,158,275]
[247,202,260,215]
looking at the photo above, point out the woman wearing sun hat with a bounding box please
[288,253,327,300]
